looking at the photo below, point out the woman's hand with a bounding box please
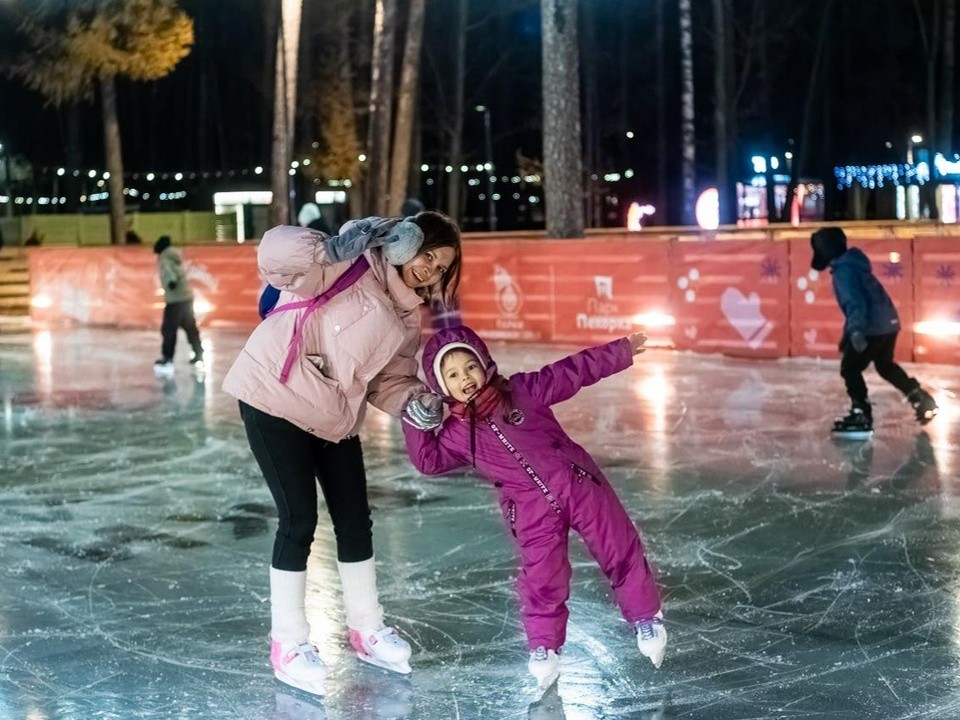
[628,332,648,355]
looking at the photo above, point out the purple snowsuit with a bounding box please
[403,326,661,651]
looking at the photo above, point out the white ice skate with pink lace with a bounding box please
[270,639,327,696]
[349,626,412,674]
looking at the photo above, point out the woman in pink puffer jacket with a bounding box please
[402,325,665,694]
[223,211,461,696]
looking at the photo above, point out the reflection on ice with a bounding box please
[0,328,959,719]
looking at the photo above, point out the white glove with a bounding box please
[403,392,443,430]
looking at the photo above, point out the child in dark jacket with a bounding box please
[401,325,665,693]
[811,227,938,436]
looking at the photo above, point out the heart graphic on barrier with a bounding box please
[804,328,817,345]
[720,287,773,349]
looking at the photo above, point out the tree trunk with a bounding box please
[788,0,833,224]
[365,0,399,216]
[270,0,303,227]
[713,0,732,225]
[940,0,956,154]
[541,0,584,238]
[388,0,427,215]
[65,104,82,213]
[100,76,126,246]
[679,0,696,225]
[582,0,599,228]
[925,0,941,219]
[446,0,467,223]
[655,0,668,224]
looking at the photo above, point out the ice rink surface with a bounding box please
[1,327,959,720]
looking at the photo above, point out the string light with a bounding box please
[834,163,928,189]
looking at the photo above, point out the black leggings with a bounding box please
[840,332,919,404]
[239,401,373,570]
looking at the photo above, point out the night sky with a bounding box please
[0,0,949,228]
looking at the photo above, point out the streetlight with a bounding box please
[908,134,923,164]
[475,105,497,231]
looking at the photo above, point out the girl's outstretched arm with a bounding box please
[514,333,644,406]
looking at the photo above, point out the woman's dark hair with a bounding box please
[411,210,462,307]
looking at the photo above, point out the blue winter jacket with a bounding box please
[830,248,900,337]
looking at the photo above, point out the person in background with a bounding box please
[811,227,938,437]
[153,235,203,374]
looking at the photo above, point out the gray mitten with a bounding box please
[850,330,868,354]
[403,392,444,430]
[381,220,424,266]
[325,217,400,263]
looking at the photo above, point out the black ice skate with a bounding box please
[908,388,938,425]
[832,402,873,440]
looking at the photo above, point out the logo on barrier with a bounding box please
[575,275,634,332]
[677,267,700,302]
[760,257,783,282]
[494,265,522,316]
[881,261,904,280]
[492,264,527,335]
[936,264,957,286]
[594,275,614,300]
[185,261,220,295]
[795,269,820,305]
[720,287,773,349]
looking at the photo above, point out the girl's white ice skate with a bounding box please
[270,639,327,696]
[636,611,667,668]
[528,646,560,694]
[349,626,412,674]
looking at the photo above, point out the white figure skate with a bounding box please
[528,646,560,695]
[270,639,327,696]
[636,611,667,668]
[349,626,412,675]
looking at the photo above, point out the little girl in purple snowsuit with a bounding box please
[401,325,666,692]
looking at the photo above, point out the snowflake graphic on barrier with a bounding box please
[760,257,782,281]
[881,262,904,280]
[936,264,957,285]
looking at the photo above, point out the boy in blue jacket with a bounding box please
[811,227,938,437]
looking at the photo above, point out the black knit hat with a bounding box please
[153,235,172,254]
[810,227,847,271]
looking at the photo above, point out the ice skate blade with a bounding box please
[356,653,412,675]
[153,365,175,377]
[832,429,873,440]
[274,670,326,697]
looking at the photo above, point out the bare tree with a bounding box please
[445,0,467,222]
[541,0,584,238]
[365,0,398,215]
[940,0,956,154]
[679,0,696,225]
[269,0,303,226]
[914,0,941,219]
[713,0,734,225]
[388,0,427,215]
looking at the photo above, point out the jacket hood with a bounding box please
[153,236,172,255]
[810,227,847,270]
[832,246,871,273]
[421,326,499,396]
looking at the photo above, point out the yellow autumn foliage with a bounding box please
[11,0,193,106]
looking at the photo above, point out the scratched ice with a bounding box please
[1,327,960,720]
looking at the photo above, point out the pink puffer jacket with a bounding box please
[222,225,426,441]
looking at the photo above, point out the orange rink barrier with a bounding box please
[26,235,960,364]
